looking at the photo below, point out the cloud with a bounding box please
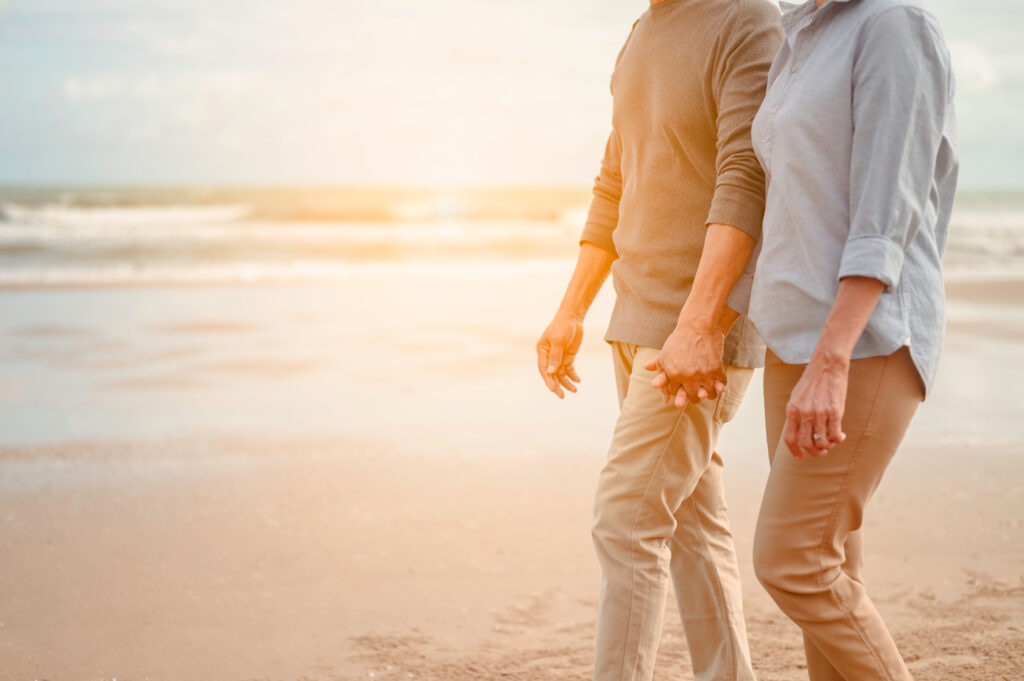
[6,0,1024,186]
[949,41,1000,91]
[62,72,261,103]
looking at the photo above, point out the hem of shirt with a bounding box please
[603,323,673,355]
[765,336,933,397]
[603,320,765,369]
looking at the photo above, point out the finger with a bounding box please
[551,380,564,399]
[812,407,830,454]
[827,410,846,447]
[797,414,817,458]
[565,362,581,383]
[557,368,581,391]
[651,371,670,402]
[696,386,709,401]
[674,387,688,409]
[682,384,702,406]
[547,343,565,376]
[643,356,660,372]
[537,344,557,393]
[714,380,726,395]
[654,373,671,403]
[562,354,581,382]
[784,405,803,459]
[656,370,679,402]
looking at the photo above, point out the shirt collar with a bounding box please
[779,0,857,34]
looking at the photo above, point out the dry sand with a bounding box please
[0,270,1022,680]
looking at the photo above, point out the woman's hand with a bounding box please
[784,276,885,458]
[784,350,849,459]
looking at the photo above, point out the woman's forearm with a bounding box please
[814,276,887,364]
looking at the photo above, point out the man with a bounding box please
[535,1,782,680]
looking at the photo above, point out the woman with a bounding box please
[733,0,957,679]
[648,0,956,678]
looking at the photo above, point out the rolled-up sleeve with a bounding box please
[838,6,952,291]
[580,131,622,255]
[706,3,783,240]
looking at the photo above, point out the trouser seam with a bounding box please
[817,354,896,681]
[684,492,737,681]
[619,402,709,681]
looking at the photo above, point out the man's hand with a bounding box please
[536,313,584,399]
[536,243,615,399]
[643,222,755,409]
[644,321,727,409]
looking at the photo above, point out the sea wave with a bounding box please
[0,202,251,228]
[0,192,1020,286]
[946,209,1024,263]
[0,259,575,287]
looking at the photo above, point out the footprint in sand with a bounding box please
[908,653,982,672]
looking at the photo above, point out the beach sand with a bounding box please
[0,269,1022,680]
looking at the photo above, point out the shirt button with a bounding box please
[769,106,778,115]
[790,64,799,73]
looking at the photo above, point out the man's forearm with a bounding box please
[677,223,756,335]
[557,243,617,320]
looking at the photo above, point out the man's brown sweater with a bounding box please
[581,0,783,368]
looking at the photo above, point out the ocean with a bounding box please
[0,186,1020,286]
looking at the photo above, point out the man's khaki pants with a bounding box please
[754,346,923,681]
[592,342,756,681]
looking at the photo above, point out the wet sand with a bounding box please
[0,269,1021,680]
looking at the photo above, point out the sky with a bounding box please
[0,0,1020,189]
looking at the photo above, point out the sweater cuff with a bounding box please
[580,198,619,255]
[706,183,765,241]
[837,235,905,292]
[580,227,616,255]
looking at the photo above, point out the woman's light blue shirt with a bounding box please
[727,0,958,395]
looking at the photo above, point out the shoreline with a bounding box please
[0,264,1021,679]
[0,260,1015,289]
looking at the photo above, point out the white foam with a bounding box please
[0,259,576,287]
[0,202,250,228]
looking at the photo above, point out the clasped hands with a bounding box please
[648,321,849,460]
[538,311,848,460]
[645,320,728,409]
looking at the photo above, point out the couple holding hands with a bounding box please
[536,0,957,680]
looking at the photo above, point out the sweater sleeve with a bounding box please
[579,22,639,256]
[580,131,622,255]
[706,2,783,240]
